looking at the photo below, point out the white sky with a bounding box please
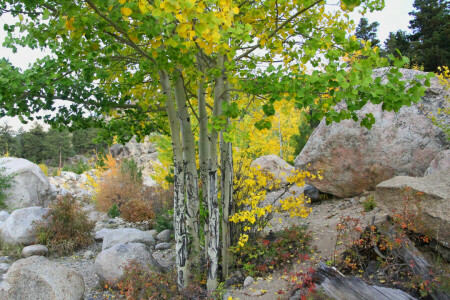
[0,0,416,131]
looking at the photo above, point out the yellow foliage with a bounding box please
[38,163,48,176]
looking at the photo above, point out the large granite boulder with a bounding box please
[375,170,450,258]
[0,157,54,209]
[425,150,450,176]
[0,256,84,300]
[295,69,449,198]
[94,243,163,284]
[0,207,50,245]
[102,228,156,251]
[251,155,294,186]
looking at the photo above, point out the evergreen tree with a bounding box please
[409,0,450,72]
[45,128,75,166]
[0,124,18,156]
[72,128,107,155]
[19,123,47,163]
[382,30,412,59]
[355,17,380,48]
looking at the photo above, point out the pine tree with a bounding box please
[382,30,412,59]
[355,17,380,48]
[409,0,450,72]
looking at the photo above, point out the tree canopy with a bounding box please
[409,0,450,71]
[0,0,434,292]
[355,17,380,48]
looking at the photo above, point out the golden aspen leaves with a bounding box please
[121,7,132,16]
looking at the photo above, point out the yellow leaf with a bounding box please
[65,17,75,31]
[232,7,239,14]
[139,0,150,13]
[119,0,126,4]
[121,7,132,16]
[129,35,139,43]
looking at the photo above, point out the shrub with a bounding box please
[154,210,174,233]
[38,163,48,176]
[35,194,94,255]
[362,195,376,212]
[231,225,312,277]
[0,162,15,208]
[121,158,143,185]
[0,237,24,259]
[107,203,120,218]
[120,199,155,223]
[142,185,173,215]
[116,261,181,300]
[95,164,142,212]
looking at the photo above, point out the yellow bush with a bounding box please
[38,163,48,176]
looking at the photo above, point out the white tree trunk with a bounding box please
[173,70,200,270]
[158,70,188,289]
[196,55,210,261]
[206,55,224,292]
[220,80,233,278]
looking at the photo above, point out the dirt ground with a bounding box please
[227,192,388,299]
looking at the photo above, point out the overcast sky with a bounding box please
[0,0,416,131]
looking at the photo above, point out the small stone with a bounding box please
[0,263,10,275]
[349,198,358,205]
[156,229,172,243]
[243,276,254,287]
[22,245,48,257]
[250,290,265,296]
[146,229,158,237]
[155,243,171,251]
[84,250,94,260]
[0,257,12,264]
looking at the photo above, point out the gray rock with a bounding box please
[94,243,163,284]
[94,228,113,241]
[375,170,450,252]
[60,171,78,182]
[155,243,171,251]
[243,276,255,287]
[0,256,84,300]
[304,185,321,203]
[22,245,48,257]
[0,211,9,222]
[0,207,50,245]
[0,157,53,209]
[83,250,94,260]
[102,228,156,250]
[0,257,12,264]
[251,155,294,186]
[156,229,172,243]
[0,263,10,275]
[425,150,450,176]
[146,229,158,237]
[295,69,449,198]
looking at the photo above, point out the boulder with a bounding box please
[0,207,50,245]
[0,211,9,222]
[425,150,450,176]
[0,157,54,209]
[0,256,84,300]
[295,69,449,198]
[156,229,172,243]
[251,155,294,186]
[375,170,450,255]
[155,242,171,251]
[94,243,163,284]
[22,245,49,258]
[102,228,156,250]
[94,228,113,241]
